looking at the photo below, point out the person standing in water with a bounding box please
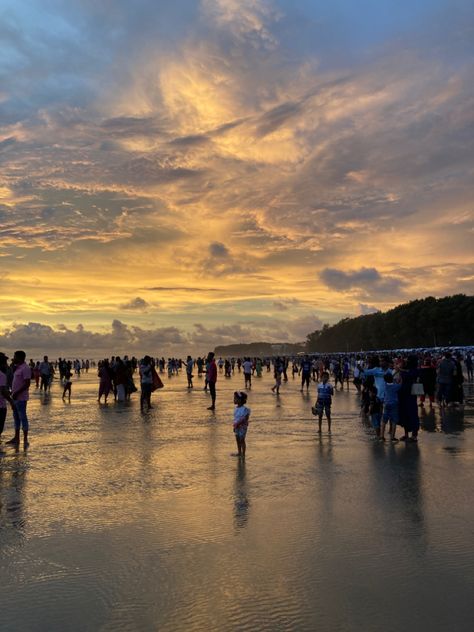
[232,391,251,459]
[0,353,15,442]
[312,371,334,434]
[139,355,154,412]
[186,355,194,388]
[7,350,32,449]
[206,352,217,411]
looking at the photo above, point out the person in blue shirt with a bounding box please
[362,356,392,402]
[300,355,312,392]
[382,372,402,441]
[312,371,334,434]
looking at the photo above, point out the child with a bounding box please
[382,372,402,441]
[233,391,251,459]
[312,371,334,433]
[62,367,72,400]
[368,385,383,439]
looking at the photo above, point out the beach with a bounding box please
[1,370,473,631]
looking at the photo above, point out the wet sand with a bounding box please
[1,370,473,631]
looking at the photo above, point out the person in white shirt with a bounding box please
[232,391,251,459]
[242,358,253,389]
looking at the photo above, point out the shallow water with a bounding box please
[1,370,473,631]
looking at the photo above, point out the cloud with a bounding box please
[119,297,149,311]
[358,303,380,315]
[0,320,186,356]
[320,267,406,299]
[199,241,251,277]
[0,0,472,338]
[208,241,230,258]
[272,298,301,311]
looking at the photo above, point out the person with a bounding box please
[206,352,217,410]
[242,357,252,389]
[382,372,402,441]
[353,363,362,392]
[452,354,464,406]
[300,355,312,392]
[7,350,32,449]
[114,357,127,402]
[186,355,194,388]
[342,358,350,389]
[39,355,51,391]
[362,356,392,403]
[333,361,343,389]
[437,352,456,407]
[232,391,251,459]
[62,365,72,400]
[368,385,383,438]
[0,352,15,442]
[465,353,473,381]
[312,371,334,433]
[271,357,283,395]
[419,356,436,408]
[98,360,113,403]
[398,355,420,442]
[139,356,154,412]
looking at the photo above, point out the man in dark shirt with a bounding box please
[206,352,217,411]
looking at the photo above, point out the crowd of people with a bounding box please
[0,347,471,455]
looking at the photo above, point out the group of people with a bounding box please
[0,346,471,453]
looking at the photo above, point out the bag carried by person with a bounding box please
[411,382,424,396]
[151,367,164,391]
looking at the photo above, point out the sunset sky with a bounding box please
[1,0,473,355]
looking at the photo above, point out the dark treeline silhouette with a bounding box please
[306,295,474,352]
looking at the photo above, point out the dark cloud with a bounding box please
[320,267,406,298]
[255,100,302,137]
[208,241,230,258]
[119,297,149,310]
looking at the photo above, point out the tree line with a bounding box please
[306,295,474,353]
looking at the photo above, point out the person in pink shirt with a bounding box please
[6,350,32,449]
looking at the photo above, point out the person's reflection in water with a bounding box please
[233,459,250,531]
[371,443,426,543]
[439,406,465,435]
[0,454,27,535]
[419,406,437,433]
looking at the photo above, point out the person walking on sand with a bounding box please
[206,352,217,411]
[271,357,283,395]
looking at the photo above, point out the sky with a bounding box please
[0,0,473,356]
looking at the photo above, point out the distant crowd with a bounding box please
[0,348,472,454]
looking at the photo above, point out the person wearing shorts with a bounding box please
[312,371,334,433]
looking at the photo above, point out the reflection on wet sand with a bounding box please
[233,459,250,531]
[0,372,473,631]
